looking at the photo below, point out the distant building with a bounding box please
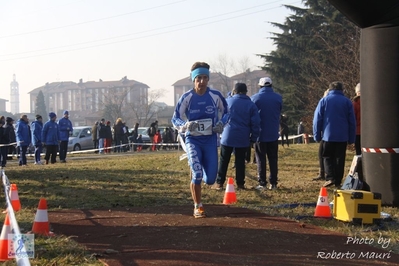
[28,76,149,126]
[10,74,19,114]
[0,98,8,112]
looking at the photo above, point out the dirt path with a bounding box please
[49,205,399,266]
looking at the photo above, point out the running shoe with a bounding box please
[193,207,206,218]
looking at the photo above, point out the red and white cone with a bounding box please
[0,214,12,261]
[9,184,21,212]
[31,198,54,236]
[223,177,237,204]
[314,187,332,218]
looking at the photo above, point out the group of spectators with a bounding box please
[92,119,140,153]
[0,111,73,167]
[146,121,179,151]
[91,119,179,153]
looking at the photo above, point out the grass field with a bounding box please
[1,143,399,265]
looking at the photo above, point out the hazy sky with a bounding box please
[0,0,303,113]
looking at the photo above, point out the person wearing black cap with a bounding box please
[213,83,260,190]
[31,115,44,165]
[42,112,60,164]
[58,110,73,163]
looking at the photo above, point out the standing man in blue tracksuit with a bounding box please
[172,61,229,218]
[251,77,282,190]
[15,114,31,166]
[42,112,60,164]
[31,115,44,165]
[313,81,356,188]
[58,110,73,163]
[214,83,260,190]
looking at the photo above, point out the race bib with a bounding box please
[189,118,213,136]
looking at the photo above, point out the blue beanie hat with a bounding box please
[49,112,56,119]
[63,110,69,115]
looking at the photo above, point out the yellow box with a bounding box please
[333,190,382,225]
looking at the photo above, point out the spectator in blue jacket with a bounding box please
[313,81,356,188]
[31,115,44,165]
[15,114,31,166]
[42,112,60,164]
[213,83,260,190]
[58,110,73,163]
[251,77,282,190]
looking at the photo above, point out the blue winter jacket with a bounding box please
[58,117,73,141]
[42,120,60,145]
[221,94,260,147]
[251,86,282,142]
[31,120,43,146]
[15,119,31,147]
[313,90,356,143]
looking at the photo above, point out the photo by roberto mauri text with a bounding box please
[317,234,392,260]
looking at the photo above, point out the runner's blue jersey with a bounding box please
[172,87,229,144]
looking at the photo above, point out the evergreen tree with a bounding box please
[35,90,47,118]
[258,0,360,132]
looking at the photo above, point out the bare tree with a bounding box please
[100,87,130,124]
[234,55,252,77]
[210,54,254,96]
[307,26,360,115]
[128,89,165,127]
[210,53,236,96]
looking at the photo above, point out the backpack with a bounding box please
[341,172,363,190]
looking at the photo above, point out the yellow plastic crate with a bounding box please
[333,190,382,225]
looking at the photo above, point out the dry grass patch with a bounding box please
[1,144,398,264]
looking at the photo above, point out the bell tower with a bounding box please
[10,74,19,114]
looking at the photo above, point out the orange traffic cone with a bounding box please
[223,177,237,204]
[314,187,332,218]
[0,214,12,261]
[9,184,21,212]
[32,198,53,236]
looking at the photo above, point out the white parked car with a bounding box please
[68,126,93,151]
